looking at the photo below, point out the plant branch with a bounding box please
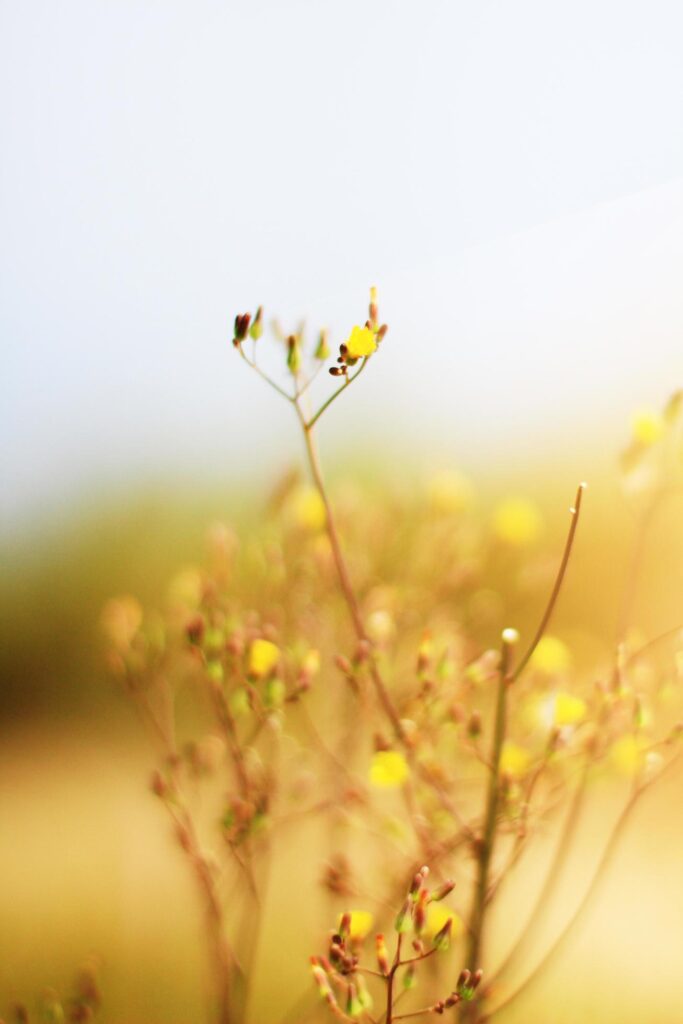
[460,633,516,1020]
[307,358,370,430]
[513,483,586,681]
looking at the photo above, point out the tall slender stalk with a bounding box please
[459,632,516,1021]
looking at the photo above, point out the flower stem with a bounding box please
[461,635,515,1019]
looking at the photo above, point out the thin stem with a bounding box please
[384,933,404,1024]
[485,760,590,990]
[623,622,683,671]
[460,636,515,1021]
[295,400,406,741]
[307,358,369,430]
[513,482,586,681]
[393,1009,439,1021]
[485,752,550,905]
[237,344,295,403]
[398,947,438,969]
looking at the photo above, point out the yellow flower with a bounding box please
[534,691,587,729]
[345,325,377,359]
[425,904,462,940]
[492,498,542,546]
[369,750,409,788]
[610,735,647,776]
[530,636,571,675]
[340,910,374,940]
[632,409,664,446]
[554,692,586,726]
[499,742,531,778]
[248,638,280,679]
[289,485,326,531]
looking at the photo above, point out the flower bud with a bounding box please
[433,916,453,951]
[376,934,390,976]
[315,329,330,360]
[430,879,455,902]
[249,306,263,341]
[287,335,301,375]
[233,313,251,344]
[395,898,412,933]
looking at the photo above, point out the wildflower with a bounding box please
[369,750,409,788]
[536,691,587,728]
[530,636,571,675]
[339,910,374,941]
[289,485,326,531]
[631,408,664,445]
[345,325,377,359]
[493,497,542,546]
[610,734,647,776]
[248,638,280,679]
[499,741,531,777]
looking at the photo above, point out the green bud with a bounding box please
[206,660,224,683]
[402,964,417,990]
[204,627,224,654]
[230,687,250,717]
[249,306,263,340]
[395,898,412,933]
[315,329,330,360]
[287,335,301,374]
[265,678,286,708]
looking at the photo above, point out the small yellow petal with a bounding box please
[425,904,462,939]
[610,735,647,777]
[499,742,531,778]
[493,498,542,546]
[248,638,280,679]
[530,636,571,675]
[369,750,409,788]
[530,690,586,729]
[340,910,374,940]
[553,692,587,726]
[632,409,664,446]
[289,486,326,531]
[346,325,377,359]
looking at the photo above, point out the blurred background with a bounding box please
[1,1,683,1022]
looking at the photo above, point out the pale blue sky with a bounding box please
[2,1,683,532]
